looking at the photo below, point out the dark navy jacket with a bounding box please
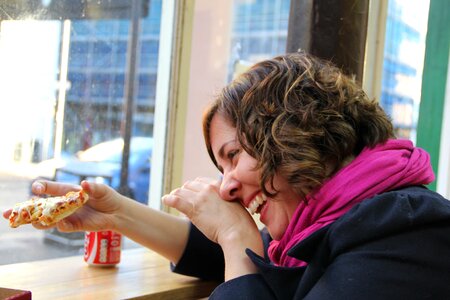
[172,186,450,299]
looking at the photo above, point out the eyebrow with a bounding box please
[217,140,236,159]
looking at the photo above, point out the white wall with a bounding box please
[180,0,234,182]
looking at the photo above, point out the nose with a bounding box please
[219,172,241,201]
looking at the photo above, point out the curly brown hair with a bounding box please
[203,52,394,198]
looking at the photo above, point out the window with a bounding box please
[380,0,430,142]
[230,0,290,69]
[0,0,163,264]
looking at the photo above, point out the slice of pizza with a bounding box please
[9,190,89,228]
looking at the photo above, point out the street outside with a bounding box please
[0,163,138,265]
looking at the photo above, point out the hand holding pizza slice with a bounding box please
[8,190,89,228]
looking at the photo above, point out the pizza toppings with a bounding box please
[9,190,89,228]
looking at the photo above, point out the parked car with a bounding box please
[34,137,153,204]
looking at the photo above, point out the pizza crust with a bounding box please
[9,190,89,228]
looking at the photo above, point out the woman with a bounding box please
[4,52,450,299]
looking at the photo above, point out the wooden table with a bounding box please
[0,248,218,299]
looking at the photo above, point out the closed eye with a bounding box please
[227,149,240,160]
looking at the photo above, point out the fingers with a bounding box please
[162,177,221,217]
[32,222,56,230]
[31,180,112,200]
[2,209,12,219]
[55,219,76,232]
[32,220,73,232]
[181,177,220,193]
[31,180,81,196]
[162,188,195,217]
[193,177,221,187]
[81,180,116,200]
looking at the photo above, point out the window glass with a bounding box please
[380,0,430,142]
[0,0,162,264]
[229,0,290,79]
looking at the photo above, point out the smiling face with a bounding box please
[210,113,301,240]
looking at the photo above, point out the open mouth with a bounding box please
[248,194,267,215]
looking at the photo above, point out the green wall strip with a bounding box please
[416,0,450,191]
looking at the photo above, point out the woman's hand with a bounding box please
[163,177,258,245]
[3,180,126,233]
[162,177,264,280]
[3,179,191,264]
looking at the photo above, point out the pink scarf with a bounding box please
[267,139,435,267]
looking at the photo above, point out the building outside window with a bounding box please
[380,0,430,141]
[229,0,290,79]
[64,1,162,154]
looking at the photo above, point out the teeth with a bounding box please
[248,194,267,215]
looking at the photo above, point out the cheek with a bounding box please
[235,156,260,182]
[270,174,292,193]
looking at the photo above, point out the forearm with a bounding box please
[114,198,190,264]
